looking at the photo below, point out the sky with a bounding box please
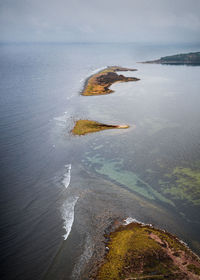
[0,0,200,43]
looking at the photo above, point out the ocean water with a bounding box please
[0,42,200,280]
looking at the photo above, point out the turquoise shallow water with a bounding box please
[0,43,200,280]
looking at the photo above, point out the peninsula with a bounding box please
[143,51,200,65]
[82,66,140,96]
[72,120,129,135]
[94,221,200,280]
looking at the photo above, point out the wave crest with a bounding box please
[62,196,79,240]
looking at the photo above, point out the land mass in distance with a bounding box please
[142,51,200,65]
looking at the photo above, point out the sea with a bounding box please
[0,42,200,280]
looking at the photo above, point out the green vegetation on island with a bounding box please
[143,52,200,65]
[95,222,200,280]
[82,66,140,96]
[72,120,129,135]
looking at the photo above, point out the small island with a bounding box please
[82,66,140,96]
[71,120,129,135]
[143,51,200,65]
[94,221,200,280]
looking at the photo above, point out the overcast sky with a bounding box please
[0,0,200,43]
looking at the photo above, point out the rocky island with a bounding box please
[143,51,200,65]
[93,221,200,280]
[72,120,129,135]
[82,66,140,96]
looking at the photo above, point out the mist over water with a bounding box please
[0,42,200,280]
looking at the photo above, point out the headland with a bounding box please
[93,221,200,280]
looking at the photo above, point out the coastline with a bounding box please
[90,220,200,280]
[72,62,200,279]
[140,51,200,65]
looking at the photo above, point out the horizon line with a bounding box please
[0,41,200,46]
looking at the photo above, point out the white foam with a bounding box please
[62,164,71,189]
[90,66,106,75]
[71,234,94,279]
[79,67,106,86]
[62,196,79,240]
[54,111,69,125]
[123,218,194,253]
[124,217,153,227]
[124,217,141,225]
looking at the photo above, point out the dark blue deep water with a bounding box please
[1,43,200,280]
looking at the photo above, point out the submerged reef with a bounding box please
[82,66,139,96]
[94,222,200,280]
[159,166,200,206]
[72,120,129,135]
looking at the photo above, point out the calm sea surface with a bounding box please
[0,43,200,280]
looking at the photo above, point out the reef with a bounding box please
[142,52,200,65]
[159,166,200,206]
[71,120,129,135]
[82,66,140,96]
[93,221,200,280]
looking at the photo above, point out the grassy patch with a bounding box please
[72,120,129,135]
[96,223,200,280]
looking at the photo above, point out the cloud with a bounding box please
[0,0,200,43]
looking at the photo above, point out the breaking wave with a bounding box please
[62,196,79,240]
[124,217,152,227]
[62,164,71,189]
[71,234,94,280]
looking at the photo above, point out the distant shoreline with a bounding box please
[141,51,200,65]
